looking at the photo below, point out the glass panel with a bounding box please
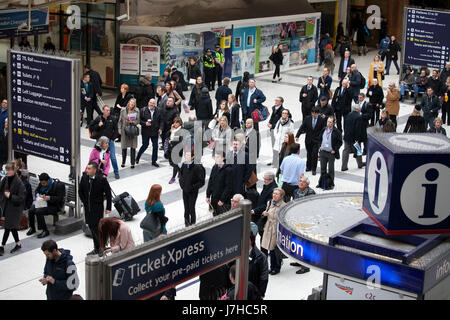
[0,39,10,64]
[89,19,115,87]
[36,13,60,51]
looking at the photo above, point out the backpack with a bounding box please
[359,72,366,89]
[252,105,270,123]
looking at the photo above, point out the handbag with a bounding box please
[208,119,217,130]
[245,171,258,188]
[124,124,139,137]
[140,208,162,238]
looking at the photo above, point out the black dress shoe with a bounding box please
[312,170,316,176]
[290,262,302,267]
[305,168,311,172]
[87,249,98,256]
[121,164,125,168]
[341,168,348,172]
[26,228,36,236]
[358,162,366,169]
[37,230,50,239]
[10,244,22,254]
[296,267,310,274]
[269,270,280,275]
[152,162,160,167]
[131,165,135,169]
[135,158,140,164]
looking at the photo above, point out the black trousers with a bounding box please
[389,115,397,129]
[442,102,450,124]
[204,67,216,90]
[335,111,344,132]
[2,228,19,246]
[183,190,198,227]
[88,223,100,252]
[305,142,320,171]
[319,150,336,183]
[282,182,299,202]
[215,65,223,87]
[371,106,381,126]
[28,205,52,231]
[273,64,281,79]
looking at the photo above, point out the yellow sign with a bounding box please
[220,36,231,49]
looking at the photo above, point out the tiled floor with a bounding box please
[0,50,448,300]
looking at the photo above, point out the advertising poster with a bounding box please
[140,45,160,78]
[166,32,203,78]
[232,52,242,78]
[0,8,49,39]
[120,44,139,75]
[296,21,306,37]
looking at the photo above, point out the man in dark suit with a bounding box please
[338,50,355,81]
[331,78,353,132]
[299,76,319,121]
[267,97,285,167]
[295,107,326,175]
[420,87,442,130]
[136,98,162,167]
[84,65,103,119]
[226,137,255,197]
[241,79,266,127]
[358,93,373,128]
[318,116,343,189]
[244,118,260,161]
[317,96,334,120]
[79,162,112,256]
[81,73,94,128]
[341,103,366,171]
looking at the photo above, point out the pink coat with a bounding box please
[110,220,135,253]
[87,146,111,176]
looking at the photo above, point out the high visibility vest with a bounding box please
[204,55,215,68]
[215,51,225,64]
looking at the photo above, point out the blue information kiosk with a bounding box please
[277,131,450,300]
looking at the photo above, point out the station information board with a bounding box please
[8,50,77,165]
[403,8,450,69]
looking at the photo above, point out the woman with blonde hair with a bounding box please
[143,184,167,241]
[211,116,232,157]
[385,82,400,128]
[403,105,426,133]
[118,98,140,168]
[368,54,385,87]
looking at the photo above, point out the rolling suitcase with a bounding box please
[111,189,140,221]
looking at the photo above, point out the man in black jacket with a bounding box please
[81,73,94,128]
[215,77,232,108]
[84,65,103,121]
[206,152,233,216]
[227,138,255,197]
[79,162,112,256]
[331,79,353,132]
[295,106,326,175]
[27,173,66,238]
[244,118,260,161]
[136,99,162,167]
[160,97,180,141]
[338,50,355,81]
[358,93,373,128]
[420,87,442,130]
[180,151,206,227]
[318,116,343,189]
[89,105,120,179]
[299,76,318,121]
[317,96,334,120]
[341,104,366,171]
[248,229,269,298]
[136,76,155,108]
[171,66,188,92]
[267,97,285,167]
[366,78,384,126]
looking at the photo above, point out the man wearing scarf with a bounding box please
[27,173,65,238]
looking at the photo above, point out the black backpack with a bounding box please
[359,72,366,89]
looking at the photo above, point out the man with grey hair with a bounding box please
[331,78,353,132]
[251,172,278,239]
[231,194,244,210]
[136,98,162,167]
[341,102,366,171]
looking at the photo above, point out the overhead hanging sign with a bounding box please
[0,8,49,39]
[403,8,450,69]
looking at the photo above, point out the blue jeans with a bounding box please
[400,83,410,97]
[108,140,119,175]
[386,59,399,74]
[413,85,426,98]
[137,135,158,163]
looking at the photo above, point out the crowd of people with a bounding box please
[0,33,449,300]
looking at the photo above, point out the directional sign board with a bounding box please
[363,132,450,235]
[403,8,450,69]
[8,50,79,166]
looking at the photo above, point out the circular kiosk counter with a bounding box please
[277,193,450,300]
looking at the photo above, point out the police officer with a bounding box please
[203,49,216,91]
[214,44,225,88]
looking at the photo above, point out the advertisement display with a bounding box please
[108,216,243,300]
[0,8,49,39]
[120,44,139,75]
[9,51,74,165]
[140,45,160,78]
[326,275,415,300]
[403,8,450,69]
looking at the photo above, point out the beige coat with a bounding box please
[385,88,400,116]
[261,200,286,251]
[118,106,140,149]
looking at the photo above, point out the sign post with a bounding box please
[7,49,83,230]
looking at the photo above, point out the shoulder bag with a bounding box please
[124,123,139,137]
[140,207,161,238]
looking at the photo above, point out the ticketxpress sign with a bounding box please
[0,8,49,39]
[107,216,242,300]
